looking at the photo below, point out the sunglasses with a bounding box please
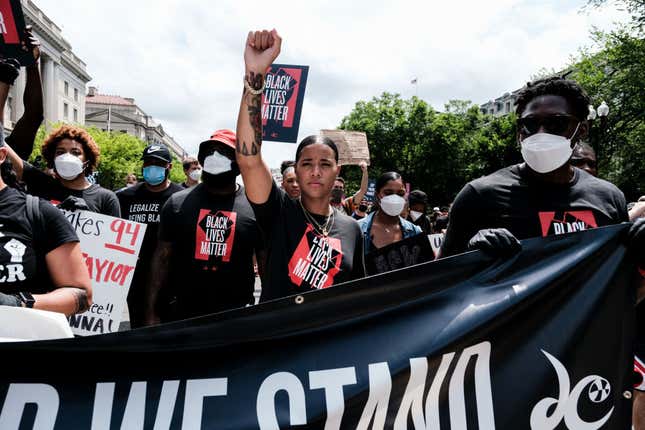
[518,115,578,136]
[570,158,597,169]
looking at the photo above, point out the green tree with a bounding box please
[338,93,519,204]
[570,27,645,199]
[29,125,186,190]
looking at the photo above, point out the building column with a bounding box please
[41,55,57,124]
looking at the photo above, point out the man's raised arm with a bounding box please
[235,29,282,204]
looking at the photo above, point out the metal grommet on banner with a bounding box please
[295,295,304,304]
[624,391,633,399]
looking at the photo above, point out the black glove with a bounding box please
[57,196,89,211]
[0,292,21,307]
[629,218,645,266]
[467,228,522,256]
[0,58,21,85]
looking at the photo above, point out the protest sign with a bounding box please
[320,129,371,166]
[61,210,146,336]
[0,225,635,429]
[428,232,444,255]
[262,63,309,143]
[0,0,34,66]
[364,178,376,202]
[365,233,435,275]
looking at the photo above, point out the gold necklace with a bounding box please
[299,199,335,236]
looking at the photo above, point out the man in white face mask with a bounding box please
[145,129,263,325]
[439,77,629,259]
[182,156,202,188]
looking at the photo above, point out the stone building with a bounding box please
[85,87,186,159]
[3,0,91,131]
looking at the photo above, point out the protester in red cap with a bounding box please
[116,144,183,328]
[235,30,364,301]
[145,129,263,324]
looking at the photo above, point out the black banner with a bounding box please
[0,0,34,67]
[0,225,636,429]
[262,63,309,143]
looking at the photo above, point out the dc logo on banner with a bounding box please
[530,350,614,430]
[588,378,611,403]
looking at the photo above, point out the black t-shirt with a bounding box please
[22,161,121,217]
[251,182,365,301]
[117,182,183,323]
[159,184,262,319]
[410,214,433,235]
[0,187,78,294]
[441,164,629,257]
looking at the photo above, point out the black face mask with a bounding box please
[330,188,344,204]
[201,165,239,189]
[358,204,368,212]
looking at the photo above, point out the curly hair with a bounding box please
[515,77,591,121]
[41,125,100,174]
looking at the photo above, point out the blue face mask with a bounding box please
[142,165,167,186]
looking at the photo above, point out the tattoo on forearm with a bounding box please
[71,288,89,313]
[237,72,264,157]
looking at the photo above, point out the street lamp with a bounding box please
[587,105,597,121]
[597,101,609,118]
[593,101,609,170]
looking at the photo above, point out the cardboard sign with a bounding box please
[319,129,370,166]
[365,233,434,275]
[61,210,146,336]
[262,64,309,143]
[0,0,34,66]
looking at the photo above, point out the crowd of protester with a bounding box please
[0,26,644,426]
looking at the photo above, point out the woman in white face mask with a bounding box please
[357,172,422,255]
[5,125,121,217]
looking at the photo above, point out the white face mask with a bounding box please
[520,123,580,174]
[54,153,85,180]
[203,152,232,175]
[126,183,135,188]
[409,210,423,221]
[189,168,202,181]
[380,194,406,217]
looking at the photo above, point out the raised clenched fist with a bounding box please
[244,29,282,76]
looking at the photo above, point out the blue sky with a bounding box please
[35,0,628,168]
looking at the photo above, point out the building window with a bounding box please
[74,88,78,102]
[73,108,78,122]
[63,103,69,119]
[505,102,511,113]
[64,81,69,96]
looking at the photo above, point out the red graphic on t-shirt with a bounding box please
[194,209,237,264]
[538,210,598,237]
[288,224,343,290]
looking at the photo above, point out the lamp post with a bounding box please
[595,101,609,168]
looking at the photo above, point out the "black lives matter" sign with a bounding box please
[262,64,309,143]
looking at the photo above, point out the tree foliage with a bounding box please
[339,1,645,203]
[29,125,185,190]
[570,27,645,200]
[338,93,519,205]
